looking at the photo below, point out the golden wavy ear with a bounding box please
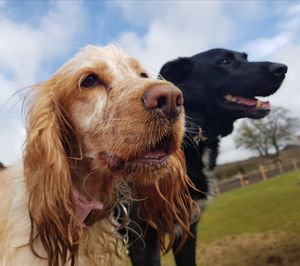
[23,79,80,266]
[133,149,199,253]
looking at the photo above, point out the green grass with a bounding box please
[199,170,300,243]
[162,170,300,265]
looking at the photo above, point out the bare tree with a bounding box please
[235,106,299,157]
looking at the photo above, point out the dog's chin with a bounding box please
[96,135,177,178]
[244,108,270,119]
[216,95,271,119]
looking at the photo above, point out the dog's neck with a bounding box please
[70,158,120,225]
[70,157,110,197]
[207,117,235,138]
[73,172,118,203]
[187,114,235,144]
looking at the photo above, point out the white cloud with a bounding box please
[219,133,257,164]
[224,1,266,20]
[114,1,235,71]
[243,3,300,60]
[0,2,86,85]
[0,1,87,165]
[38,2,87,58]
[108,1,164,27]
[243,33,291,60]
[269,4,300,120]
[0,18,41,84]
[270,3,300,117]
[269,43,300,118]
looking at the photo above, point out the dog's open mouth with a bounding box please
[135,136,174,165]
[97,135,176,169]
[217,94,271,119]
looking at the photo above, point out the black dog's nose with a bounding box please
[270,63,288,77]
[142,85,184,119]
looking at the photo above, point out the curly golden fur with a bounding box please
[0,45,196,265]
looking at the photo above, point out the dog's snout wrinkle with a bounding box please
[142,85,183,119]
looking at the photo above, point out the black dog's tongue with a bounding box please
[224,95,270,109]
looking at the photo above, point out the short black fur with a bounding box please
[128,48,287,266]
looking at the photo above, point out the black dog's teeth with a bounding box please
[224,95,237,102]
[223,94,270,110]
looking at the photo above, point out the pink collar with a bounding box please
[72,189,103,227]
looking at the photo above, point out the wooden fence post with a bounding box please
[215,183,220,196]
[259,165,267,180]
[237,172,245,187]
[277,161,284,175]
[292,159,298,171]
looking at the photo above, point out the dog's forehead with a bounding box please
[195,48,248,60]
[60,44,142,74]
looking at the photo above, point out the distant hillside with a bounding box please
[215,145,300,180]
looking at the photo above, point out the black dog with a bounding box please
[128,49,287,266]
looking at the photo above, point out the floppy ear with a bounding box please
[159,57,193,84]
[23,79,80,265]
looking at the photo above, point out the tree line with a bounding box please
[235,106,299,157]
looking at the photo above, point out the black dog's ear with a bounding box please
[159,58,193,84]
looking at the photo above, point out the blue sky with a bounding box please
[0,0,300,165]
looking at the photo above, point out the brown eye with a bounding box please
[140,72,149,78]
[80,74,99,89]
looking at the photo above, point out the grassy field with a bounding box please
[162,170,300,266]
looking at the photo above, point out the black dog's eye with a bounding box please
[80,74,100,89]
[140,72,149,78]
[219,58,230,65]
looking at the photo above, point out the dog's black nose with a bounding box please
[142,85,184,119]
[269,63,288,77]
